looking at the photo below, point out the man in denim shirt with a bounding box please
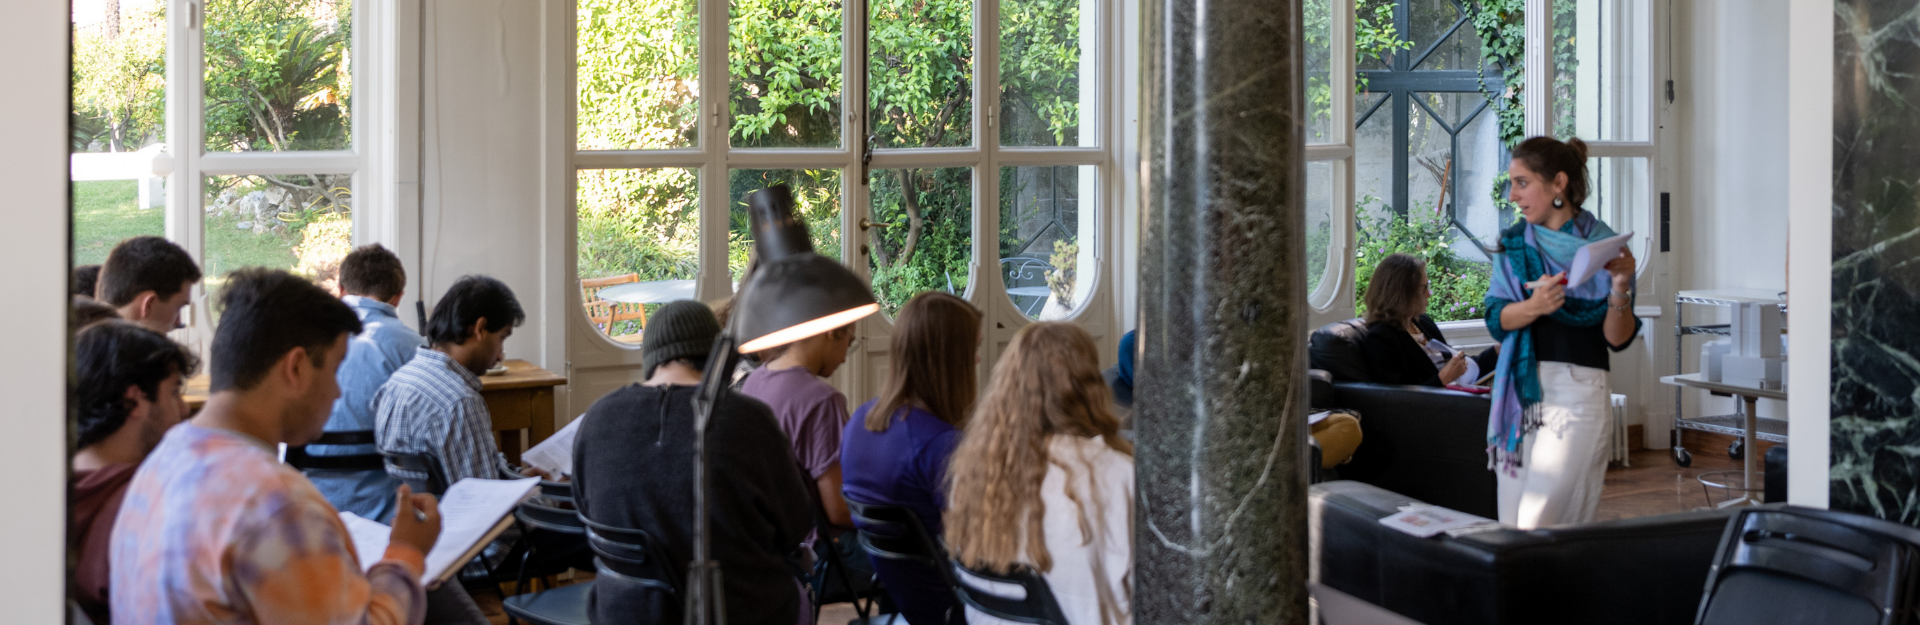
[309,244,423,521]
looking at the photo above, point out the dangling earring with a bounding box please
[1552,197,1565,208]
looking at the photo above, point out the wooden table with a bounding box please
[183,358,566,465]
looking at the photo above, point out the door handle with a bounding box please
[860,218,893,231]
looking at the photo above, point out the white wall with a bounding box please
[1655,0,1792,444]
[0,0,73,618]
[417,0,569,386]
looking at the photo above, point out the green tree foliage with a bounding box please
[1352,200,1494,323]
[72,3,167,152]
[203,0,352,152]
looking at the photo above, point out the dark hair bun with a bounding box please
[1567,137,1590,161]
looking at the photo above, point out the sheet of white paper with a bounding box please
[340,478,539,584]
[339,511,391,570]
[1308,410,1332,425]
[521,417,583,476]
[1378,505,1494,538]
[422,477,540,582]
[1566,230,1635,289]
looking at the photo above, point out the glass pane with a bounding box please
[1556,0,1651,142]
[1305,0,1334,144]
[869,167,972,316]
[730,169,843,282]
[204,0,354,152]
[999,165,1094,320]
[577,0,700,150]
[577,168,700,342]
[204,174,354,318]
[1411,0,1483,71]
[1589,156,1650,263]
[1306,161,1334,297]
[73,181,167,268]
[72,0,167,155]
[1355,93,1394,221]
[729,0,842,148]
[1000,0,1089,147]
[1356,0,1398,71]
[871,0,972,148]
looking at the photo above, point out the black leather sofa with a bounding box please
[1311,480,1741,625]
[1310,319,1498,518]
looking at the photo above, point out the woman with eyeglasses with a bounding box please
[1358,252,1500,388]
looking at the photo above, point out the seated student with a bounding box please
[1358,253,1499,388]
[110,268,443,625]
[374,275,549,485]
[97,236,202,335]
[70,321,198,624]
[572,301,815,625]
[842,292,981,625]
[740,313,856,530]
[73,295,122,329]
[311,244,422,521]
[75,263,103,298]
[945,322,1133,625]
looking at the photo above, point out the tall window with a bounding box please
[574,0,1105,343]
[71,0,363,320]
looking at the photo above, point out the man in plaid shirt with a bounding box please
[374,275,551,485]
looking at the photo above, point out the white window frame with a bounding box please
[150,0,386,348]
[1308,0,1355,314]
[569,0,1114,350]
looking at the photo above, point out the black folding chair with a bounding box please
[501,498,595,625]
[846,499,961,624]
[1696,506,1920,625]
[581,515,684,624]
[380,450,449,497]
[286,430,386,472]
[802,466,883,623]
[949,561,1069,625]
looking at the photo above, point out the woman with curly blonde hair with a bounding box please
[945,322,1133,625]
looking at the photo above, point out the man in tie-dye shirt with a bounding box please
[111,269,443,625]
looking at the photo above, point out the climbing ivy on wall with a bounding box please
[1468,0,1578,215]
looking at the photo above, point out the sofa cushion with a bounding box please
[1310,319,1372,383]
[1308,369,1334,409]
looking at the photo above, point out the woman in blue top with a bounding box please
[1483,136,1641,529]
[843,291,982,625]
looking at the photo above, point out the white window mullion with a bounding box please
[168,0,211,347]
[199,151,362,176]
[975,0,1002,313]
[841,0,870,268]
[697,0,731,301]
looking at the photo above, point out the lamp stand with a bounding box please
[685,330,744,625]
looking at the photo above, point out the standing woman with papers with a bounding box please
[1483,136,1641,529]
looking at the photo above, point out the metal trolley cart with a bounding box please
[1671,289,1787,467]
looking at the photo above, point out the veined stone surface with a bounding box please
[1830,0,1920,524]
[1136,0,1310,621]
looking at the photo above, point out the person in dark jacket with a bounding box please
[572,300,816,625]
[1359,253,1499,387]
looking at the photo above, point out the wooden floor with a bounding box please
[481,449,1751,625]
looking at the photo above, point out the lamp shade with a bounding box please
[733,252,880,353]
[748,184,814,261]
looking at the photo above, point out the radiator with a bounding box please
[1610,393,1631,466]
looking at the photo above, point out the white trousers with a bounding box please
[1497,361,1612,529]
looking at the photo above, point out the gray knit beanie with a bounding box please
[641,300,721,378]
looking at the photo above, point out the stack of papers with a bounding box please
[520,417,583,477]
[340,477,541,587]
[1567,231,1636,288]
[1378,505,1498,538]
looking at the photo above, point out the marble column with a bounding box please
[1135,0,1309,621]
[1830,0,1920,525]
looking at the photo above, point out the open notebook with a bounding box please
[339,477,541,588]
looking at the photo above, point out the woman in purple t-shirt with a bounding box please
[842,292,983,625]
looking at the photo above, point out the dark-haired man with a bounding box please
[98,236,203,334]
[374,275,550,486]
[312,244,424,521]
[74,263,102,298]
[70,321,199,624]
[111,268,442,625]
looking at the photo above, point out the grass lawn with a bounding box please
[72,180,164,267]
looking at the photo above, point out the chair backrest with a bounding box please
[584,300,613,333]
[950,561,1070,625]
[1309,319,1372,383]
[538,479,575,503]
[580,515,683,594]
[845,499,948,569]
[285,429,386,472]
[580,273,640,302]
[381,450,449,497]
[1696,507,1920,625]
[516,498,587,536]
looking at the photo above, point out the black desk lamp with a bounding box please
[684,184,880,625]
